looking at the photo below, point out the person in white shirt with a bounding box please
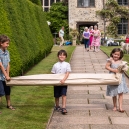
[51,49,71,114]
[59,26,65,47]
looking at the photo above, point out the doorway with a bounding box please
[76,21,98,43]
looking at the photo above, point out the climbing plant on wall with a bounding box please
[96,0,129,37]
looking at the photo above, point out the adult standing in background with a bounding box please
[91,25,101,52]
[89,26,94,50]
[83,27,90,51]
[59,26,65,47]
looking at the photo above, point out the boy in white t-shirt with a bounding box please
[51,50,71,114]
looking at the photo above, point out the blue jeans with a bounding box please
[84,39,89,48]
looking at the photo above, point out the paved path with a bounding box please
[48,46,129,129]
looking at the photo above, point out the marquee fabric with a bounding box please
[6,73,122,86]
[6,61,128,86]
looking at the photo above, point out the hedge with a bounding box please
[29,0,41,6]
[0,0,53,76]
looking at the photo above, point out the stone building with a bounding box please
[69,0,128,35]
[41,0,128,35]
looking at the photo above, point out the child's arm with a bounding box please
[105,60,118,73]
[60,72,70,84]
[6,63,10,76]
[0,62,10,81]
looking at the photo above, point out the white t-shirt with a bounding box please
[59,29,64,37]
[51,61,71,74]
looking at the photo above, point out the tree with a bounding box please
[96,0,129,37]
[46,2,68,38]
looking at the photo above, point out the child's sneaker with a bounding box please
[54,106,62,112]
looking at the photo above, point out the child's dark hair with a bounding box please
[110,48,124,60]
[0,35,10,43]
[57,49,67,57]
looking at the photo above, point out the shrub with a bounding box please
[0,0,53,76]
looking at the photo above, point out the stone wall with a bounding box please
[68,0,106,32]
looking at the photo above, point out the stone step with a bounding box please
[66,104,106,109]
[67,94,103,99]
[48,124,129,129]
[49,116,110,126]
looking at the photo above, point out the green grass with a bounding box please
[101,46,129,76]
[0,45,75,129]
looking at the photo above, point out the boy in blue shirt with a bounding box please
[0,35,15,112]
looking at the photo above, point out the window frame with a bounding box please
[117,18,128,34]
[117,0,128,5]
[77,0,95,8]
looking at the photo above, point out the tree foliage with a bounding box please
[46,2,69,38]
[96,0,129,37]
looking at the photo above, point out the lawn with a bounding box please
[0,45,75,129]
[101,46,129,76]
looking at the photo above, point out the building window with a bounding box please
[117,0,128,5]
[118,18,128,34]
[44,8,49,12]
[50,0,54,5]
[44,0,49,6]
[77,0,95,7]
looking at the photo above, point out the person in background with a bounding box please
[125,34,129,43]
[91,25,101,52]
[83,27,90,51]
[59,26,65,47]
[89,26,94,50]
[0,35,15,111]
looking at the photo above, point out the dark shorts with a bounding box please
[54,85,67,98]
[0,80,10,96]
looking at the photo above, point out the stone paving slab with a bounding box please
[68,86,101,91]
[67,90,88,94]
[90,109,127,117]
[106,104,129,111]
[89,90,106,94]
[49,124,90,129]
[89,99,112,104]
[91,124,129,129]
[65,99,88,104]
[66,104,106,110]
[67,94,103,99]
[50,116,110,124]
[110,117,129,124]
[126,110,129,116]
[53,110,89,116]
[123,94,129,99]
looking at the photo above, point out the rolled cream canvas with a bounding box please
[6,73,122,86]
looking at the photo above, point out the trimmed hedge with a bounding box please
[29,0,41,5]
[0,0,53,76]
